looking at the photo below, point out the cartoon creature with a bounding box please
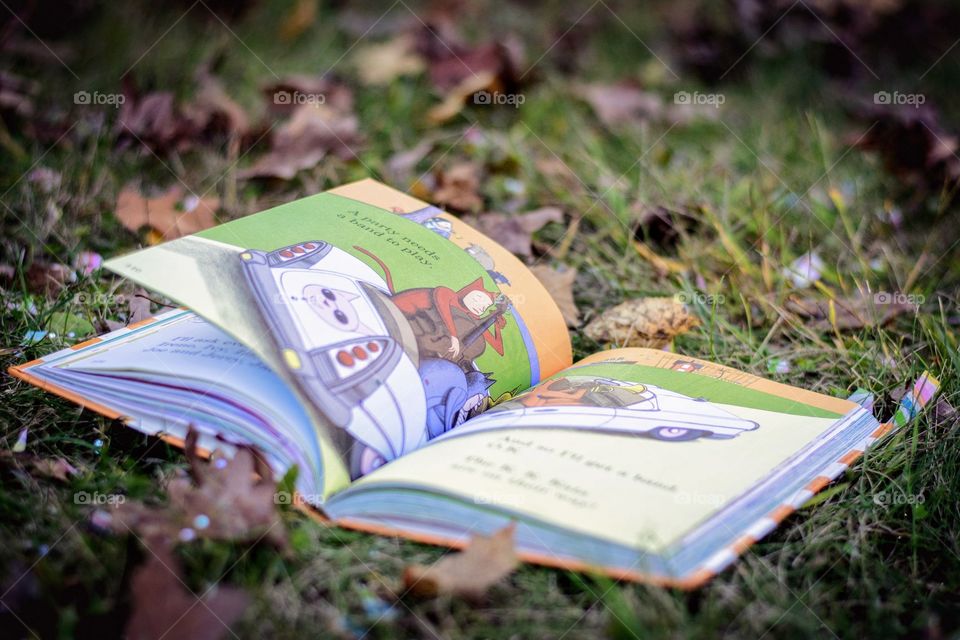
[671,359,704,373]
[354,246,510,371]
[400,206,454,239]
[465,243,511,285]
[239,241,428,479]
[438,376,759,443]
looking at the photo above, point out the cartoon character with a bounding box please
[354,246,510,371]
[465,243,510,285]
[239,241,428,478]
[670,359,704,373]
[400,206,453,239]
[438,376,759,443]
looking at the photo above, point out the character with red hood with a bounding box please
[355,247,509,371]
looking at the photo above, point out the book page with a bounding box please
[344,349,853,551]
[104,180,571,489]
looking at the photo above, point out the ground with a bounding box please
[1,1,959,639]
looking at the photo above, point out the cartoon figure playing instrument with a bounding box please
[239,239,511,478]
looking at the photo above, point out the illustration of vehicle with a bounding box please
[239,241,427,477]
[435,378,759,443]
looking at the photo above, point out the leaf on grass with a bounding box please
[530,265,579,327]
[128,289,153,325]
[426,70,497,125]
[432,162,484,213]
[403,524,517,600]
[262,76,354,117]
[25,261,75,297]
[575,81,718,128]
[584,296,699,348]
[115,90,190,153]
[238,104,361,180]
[0,450,80,482]
[384,139,435,186]
[278,0,317,41]
[116,185,220,241]
[182,73,250,139]
[783,293,916,331]
[462,207,563,258]
[125,543,250,640]
[852,100,960,194]
[353,34,425,86]
[633,242,688,277]
[102,430,287,549]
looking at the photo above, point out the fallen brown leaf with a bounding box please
[633,242,688,277]
[0,450,80,482]
[102,430,287,549]
[278,0,317,41]
[426,70,497,125]
[575,82,718,128]
[530,265,579,327]
[403,524,518,600]
[353,34,426,86]
[115,90,189,153]
[584,296,699,348]
[116,185,220,241]
[125,543,250,640]
[463,207,564,258]
[238,104,361,180]
[262,76,354,117]
[25,261,74,297]
[433,162,483,213]
[384,139,435,187]
[783,293,916,331]
[127,289,153,325]
[183,73,250,139]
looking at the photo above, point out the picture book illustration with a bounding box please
[438,373,760,443]
[240,237,522,478]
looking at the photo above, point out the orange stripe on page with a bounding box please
[127,317,158,330]
[838,449,863,466]
[731,535,756,555]
[806,476,831,493]
[769,504,795,524]
[70,337,102,350]
[871,423,894,438]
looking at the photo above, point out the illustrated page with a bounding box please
[347,349,854,551]
[104,180,571,488]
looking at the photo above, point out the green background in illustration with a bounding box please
[544,363,844,419]
[197,193,531,398]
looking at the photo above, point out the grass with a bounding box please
[2,1,960,638]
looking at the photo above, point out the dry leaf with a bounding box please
[353,35,426,86]
[403,524,518,600]
[575,82,717,128]
[783,293,916,331]
[433,162,483,212]
[384,139,434,186]
[128,289,153,325]
[575,82,664,127]
[116,186,220,241]
[0,450,80,482]
[103,430,286,549]
[125,544,250,640]
[25,261,75,297]
[462,207,563,257]
[584,297,699,348]
[530,265,579,327]
[262,76,354,117]
[426,70,496,125]
[633,242,688,277]
[279,0,317,41]
[238,104,361,180]
[183,73,249,138]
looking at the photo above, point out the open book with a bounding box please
[11,179,895,586]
